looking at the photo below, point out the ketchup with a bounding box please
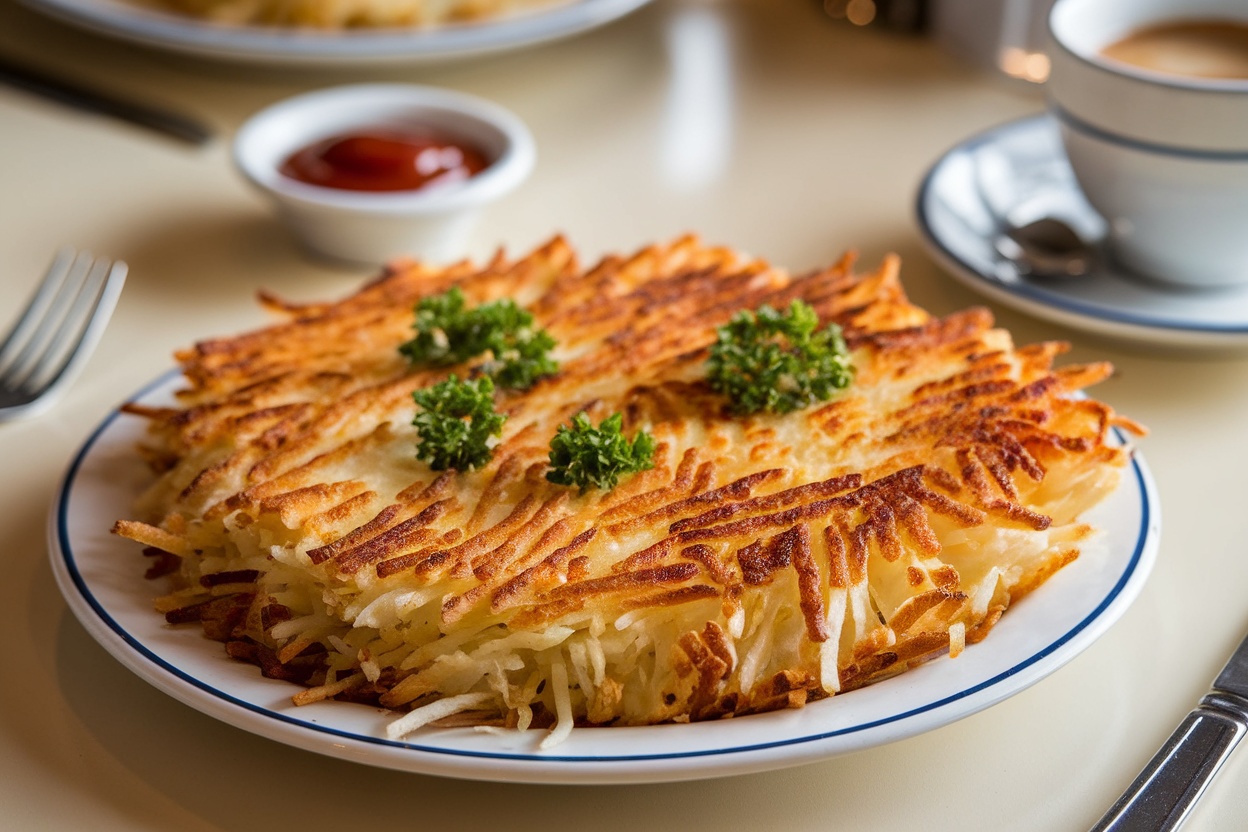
[279,128,490,193]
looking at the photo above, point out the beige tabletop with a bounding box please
[3,0,1248,829]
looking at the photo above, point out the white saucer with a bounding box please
[915,114,1248,351]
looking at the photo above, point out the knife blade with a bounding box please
[0,56,212,146]
[1091,631,1248,831]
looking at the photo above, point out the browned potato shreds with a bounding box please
[159,0,571,29]
[113,235,1143,745]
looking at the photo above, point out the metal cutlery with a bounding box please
[0,56,212,146]
[1092,630,1248,831]
[0,249,127,421]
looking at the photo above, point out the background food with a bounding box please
[160,0,572,28]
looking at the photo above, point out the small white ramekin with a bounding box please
[233,83,536,266]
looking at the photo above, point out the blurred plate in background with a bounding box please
[18,0,653,65]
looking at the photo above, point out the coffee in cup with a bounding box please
[1101,20,1248,80]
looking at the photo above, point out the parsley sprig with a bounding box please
[412,375,506,471]
[706,299,853,415]
[399,287,557,390]
[479,328,558,391]
[546,412,656,492]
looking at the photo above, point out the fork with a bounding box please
[0,249,127,421]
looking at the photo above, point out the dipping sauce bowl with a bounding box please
[233,83,536,266]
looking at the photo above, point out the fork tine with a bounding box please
[29,258,127,399]
[0,248,79,375]
[0,251,127,421]
[0,251,98,389]
[19,256,113,392]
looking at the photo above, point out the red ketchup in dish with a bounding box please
[279,129,490,192]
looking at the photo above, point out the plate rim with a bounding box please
[17,0,655,65]
[48,370,1161,782]
[915,113,1248,350]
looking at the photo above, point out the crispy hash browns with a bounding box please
[113,236,1143,745]
[158,0,570,29]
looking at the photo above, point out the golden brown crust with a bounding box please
[113,235,1142,739]
[161,0,573,29]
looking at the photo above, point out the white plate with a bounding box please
[916,114,1248,352]
[18,0,652,66]
[49,372,1160,784]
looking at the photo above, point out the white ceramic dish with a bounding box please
[234,84,535,265]
[916,114,1248,352]
[49,371,1159,784]
[18,0,653,66]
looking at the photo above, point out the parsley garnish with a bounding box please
[706,299,853,415]
[479,328,558,391]
[412,375,506,471]
[399,287,557,390]
[546,412,656,492]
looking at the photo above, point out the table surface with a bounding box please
[3,1,1248,829]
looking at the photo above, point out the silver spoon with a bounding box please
[994,216,1096,279]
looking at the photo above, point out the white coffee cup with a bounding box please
[1047,0,1248,288]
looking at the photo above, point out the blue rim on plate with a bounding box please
[18,0,654,66]
[916,113,1248,351]
[47,371,1160,783]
